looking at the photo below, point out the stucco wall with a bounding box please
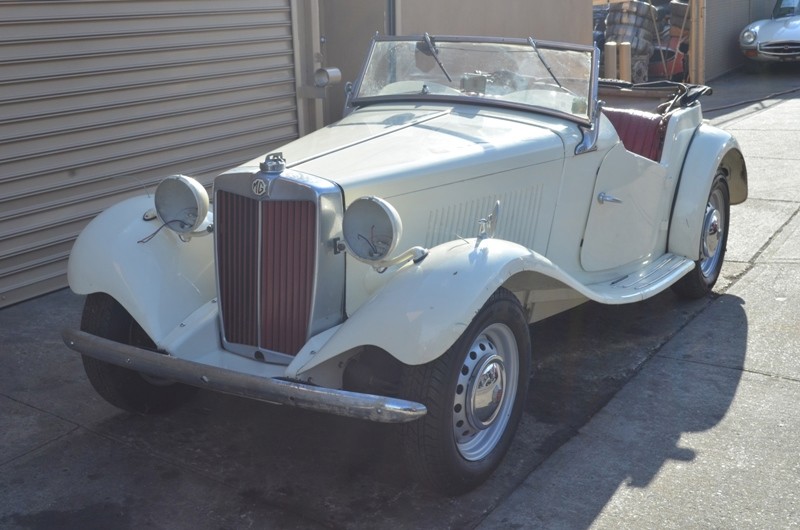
[319,0,592,123]
[396,0,592,44]
[318,0,388,125]
[704,0,774,79]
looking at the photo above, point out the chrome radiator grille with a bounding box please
[215,190,316,356]
[760,41,800,57]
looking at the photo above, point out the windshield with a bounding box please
[774,0,800,18]
[351,36,596,124]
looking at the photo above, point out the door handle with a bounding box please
[597,192,623,204]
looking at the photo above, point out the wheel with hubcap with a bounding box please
[401,288,531,494]
[672,173,730,299]
[80,293,197,414]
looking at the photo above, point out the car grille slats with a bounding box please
[759,41,800,56]
[216,190,316,356]
[259,200,316,354]
[216,191,260,346]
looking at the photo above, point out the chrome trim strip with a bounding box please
[63,329,426,424]
[576,46,602,155]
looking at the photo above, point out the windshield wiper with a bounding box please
[527,36,562,89]
[421,33,452,83]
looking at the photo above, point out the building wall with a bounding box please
[319,0,592,124]
[396,0,592,44]
[0,0,298,308]
[318,0,389,125]
[703,0,773,79]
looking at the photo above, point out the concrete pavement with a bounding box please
[480,70,800,528]
[1,67,799,529]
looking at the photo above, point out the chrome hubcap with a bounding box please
[467,354,506,429]
[702,207,721,259]
[699,188,726,278]
[453,323,519,461]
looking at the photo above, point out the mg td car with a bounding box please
[64,34,747,494]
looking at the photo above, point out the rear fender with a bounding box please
[68,195,216,345]
[668,124,747,260]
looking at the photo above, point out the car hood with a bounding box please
[750,15,800,42]
[225,104,569,202]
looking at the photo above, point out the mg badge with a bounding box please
[252,178,268,197]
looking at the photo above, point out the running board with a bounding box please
[586,253,695,304]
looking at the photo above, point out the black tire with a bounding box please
[607,23,655,45]
[610,0,655,18]
[607,34,655,57]
[80,293,197,413]
[672,174,730,299]
[606,11,657,34]
[671,14,691,30]
[632,58,649,84]
[607,27,656,57]
[401,288,531,494]
[669,0,690,19]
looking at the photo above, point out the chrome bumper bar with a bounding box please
[62,329,426,424]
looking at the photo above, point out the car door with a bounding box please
[580,142,670,272]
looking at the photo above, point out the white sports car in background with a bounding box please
[740,0,800,68]
[63,34,747,494]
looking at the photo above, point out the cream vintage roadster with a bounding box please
[63,35,747,494]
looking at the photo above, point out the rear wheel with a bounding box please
[80,293,197,413]
[672,174,730,299]
[401,288,531,494]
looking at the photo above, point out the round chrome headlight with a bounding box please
[343,196,402,263]
[741,29,757,46]
[154,175,210,234]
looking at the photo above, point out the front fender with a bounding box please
[296,238,559,373]
[668,124,747,260]
[68,195,216,345]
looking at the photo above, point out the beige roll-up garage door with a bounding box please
[0,0,298,308]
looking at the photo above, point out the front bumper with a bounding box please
[62,329,426,423]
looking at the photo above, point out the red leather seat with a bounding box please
[602,107,668,162]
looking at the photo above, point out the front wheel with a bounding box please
[672,173,730,299]
[80,293,197,414]
[401,288,531,494]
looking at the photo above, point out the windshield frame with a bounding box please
[773,0,800,18]
[348,35,599,128]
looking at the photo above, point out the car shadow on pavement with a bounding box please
[85,292,747,528]
[502,292,748,528]
[0,289,746,529]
